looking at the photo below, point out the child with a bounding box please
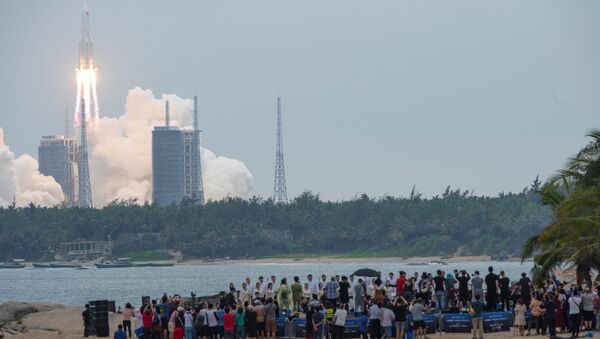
[113,324,126,339]
[514,298,527,336]
[358,310,368,339]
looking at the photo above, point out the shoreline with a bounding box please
[176,255,525,266]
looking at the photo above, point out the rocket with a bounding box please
[78,4,94,70]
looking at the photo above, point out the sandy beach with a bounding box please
[2,301,597,338]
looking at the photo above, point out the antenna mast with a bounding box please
[273,97,288,203]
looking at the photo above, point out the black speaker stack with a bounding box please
[89,299,110,337]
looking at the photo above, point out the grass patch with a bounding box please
[110,250,173,262]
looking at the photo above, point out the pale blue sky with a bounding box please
[1,0,599,200]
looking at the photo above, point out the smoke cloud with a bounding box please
[88,87,254,205]
[0,127,64,207]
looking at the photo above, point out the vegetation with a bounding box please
[0,180,550,261]
[522,129,600,286]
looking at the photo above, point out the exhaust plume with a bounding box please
[0,127,64,207]
[88,87,254,205]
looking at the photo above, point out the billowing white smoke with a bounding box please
[0,127,64,207]
[88,87,254,206]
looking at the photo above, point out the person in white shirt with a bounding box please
[258,276,267,296]
[270,276,278,290]
[332,304,347,339]
[307,274,319,300]
[568,290,582,338]
[379,306,395,339]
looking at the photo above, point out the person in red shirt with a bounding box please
[141,304,154,338]
[396,271,407,298]
[223,306,235,339]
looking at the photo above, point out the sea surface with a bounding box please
[1,261,533,307]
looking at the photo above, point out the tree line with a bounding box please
[0,180,551,261]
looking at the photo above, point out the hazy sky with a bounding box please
[1,1,599,201]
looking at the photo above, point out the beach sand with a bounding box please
[5,303,597,338]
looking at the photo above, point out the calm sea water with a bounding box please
[1,261,533,307]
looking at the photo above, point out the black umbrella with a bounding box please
[352,268,380,277]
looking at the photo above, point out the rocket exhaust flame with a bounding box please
[75,4,99,124]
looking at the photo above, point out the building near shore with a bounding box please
[55,240,110,260]
[152,99,203,206]
[38,135,79,206]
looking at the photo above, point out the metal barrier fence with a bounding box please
[274,311,514,338]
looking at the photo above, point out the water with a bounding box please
[1,261,533,307]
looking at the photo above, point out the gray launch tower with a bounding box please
[78,98,93,207]
[273,97,288,203]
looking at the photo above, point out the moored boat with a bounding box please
[0,260,26,269]
[134,263,175,267]
[95,258,134,268]
[33,263,82,269]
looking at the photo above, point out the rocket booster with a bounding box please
[78,4,94,70]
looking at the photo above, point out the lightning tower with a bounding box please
[78,98,93,207]
[273,97,288,203]
[191,95,205,204]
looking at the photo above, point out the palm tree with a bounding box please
[522,129,600,286]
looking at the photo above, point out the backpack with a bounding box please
[280,288,289,299]
[194,313,205,330]
[152,313,161,326]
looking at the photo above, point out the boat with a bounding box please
[33,263,82,269]
[95,258,135,268]
[430,260,448,265]
[0,259,26,269]
[134,263,175,267]
[406,262,428,266]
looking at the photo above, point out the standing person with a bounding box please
[122,303,133,338]
[209,304,220,339]
[265,283,275,301]
[245,305,258,339]
[519,273,532,307]
[498,271,510,311]
[374,277,386,305]
[254,300,265,339]
[303,283,312,300]
[234,305,246,339]
[568,290,582,339]
[339,276,351,306]
[173,308,185,339]
[595,286,600,332]
[217,304,226,339]
[433,270,446,311]
[223,307,235,339]
[468,295,484,339]
[332,304,347,339]
[114,324,127,339]
[393,297,408,339]
[514,298,527,336]
[354,279,365,315]
[455,270,470,309]
[264,299,277,339]
[409,298,428,339]
[308,275,319,300]
[184,308,194,339]
[312,306,325,339]
[326,277,340,308]
[470,272,484,303]
[403,277,414,302]
[581,287,595,331]
[527,295,544,336]
[484,266,499,311]
[142,304,155,339]
[444,273,457,310]
[368,301,381,339]
[276,278,294,314]
[543,292,557,339]
[396,272,407,301]
[82,304,92,337]
[292,277,303,312]
[379,304,395,339]
[357,310,368,339]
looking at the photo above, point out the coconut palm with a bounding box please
[522,129,600,286]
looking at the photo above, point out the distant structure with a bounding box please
[152,98,204,206]
[273,97,288,203]
[38,135,79,206]
[56,240,110,260]
[78,98,93,207]
[191,95,205,204]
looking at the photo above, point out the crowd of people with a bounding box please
[87,266,600,339]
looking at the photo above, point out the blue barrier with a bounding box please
[441,313,471,333]
[482,312,512,333]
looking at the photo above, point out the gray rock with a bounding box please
[0,301,63,325]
